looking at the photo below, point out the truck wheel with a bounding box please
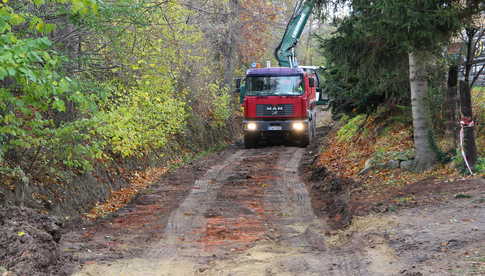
[299,121,316,148]
[244,133,258,148]
[298,127,311,147]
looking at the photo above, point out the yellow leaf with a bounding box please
[35,22,44,33]
[17,231,26,237]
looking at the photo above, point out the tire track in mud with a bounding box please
[74,146,372,276]
[270,148,368,275]
[73,150,248,275]
[146,150,245,258]
[203,147,370,276]
[268,147,315,224]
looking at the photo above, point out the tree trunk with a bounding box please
[222,0,240,87]
[459,80,477,168]
[409,52,437,171]
[444,65,458,151]
[458,27,478,170]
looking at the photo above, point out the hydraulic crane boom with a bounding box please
[274,0,316,68]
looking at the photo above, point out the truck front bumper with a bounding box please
[243,120,309,133]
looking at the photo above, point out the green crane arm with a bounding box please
[274,0,316,68]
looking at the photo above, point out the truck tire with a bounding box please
[298,127,312,147]
[244,133,258,148]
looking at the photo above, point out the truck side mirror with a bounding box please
[316,87,329,106]
[309,78,315,88]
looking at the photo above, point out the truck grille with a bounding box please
[256,104,294,116]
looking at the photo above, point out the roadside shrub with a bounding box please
[209,83,232,128]
[96,83,187,158]
[475,157,485,175]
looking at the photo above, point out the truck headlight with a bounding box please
[247,122,257,131]
[292,122,305,131]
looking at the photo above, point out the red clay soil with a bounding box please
[60,146,240,267]
[196,153,281,252]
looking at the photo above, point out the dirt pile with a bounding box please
[0,207,71,276]
[300,125,357,230]
[308,166,357,229]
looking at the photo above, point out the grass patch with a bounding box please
[454,193,472,199]
[395,195,416,203]
[474,157,485,175]
[336,114,367,142]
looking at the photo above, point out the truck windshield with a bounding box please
[245,76,304,96]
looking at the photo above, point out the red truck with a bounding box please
[234,0,328,148]
[236,66,325,148]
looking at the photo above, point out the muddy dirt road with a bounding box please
[65,136,484,276]
[71,146,337,275]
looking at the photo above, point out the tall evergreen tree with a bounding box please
[318,0,465,171]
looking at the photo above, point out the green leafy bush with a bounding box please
[96,84,187,158]
[0,2,99,174]
[209,83,232,128]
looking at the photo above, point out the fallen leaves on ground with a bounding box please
[83,166,170,220]
[317,115,461,207]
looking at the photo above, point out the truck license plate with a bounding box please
[268,126,282,131]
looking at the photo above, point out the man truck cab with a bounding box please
[236,66,325,148]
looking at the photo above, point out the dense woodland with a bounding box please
[0,0,291,205]
[0,0,484,210]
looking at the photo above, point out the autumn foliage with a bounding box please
[238,0,279,63]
